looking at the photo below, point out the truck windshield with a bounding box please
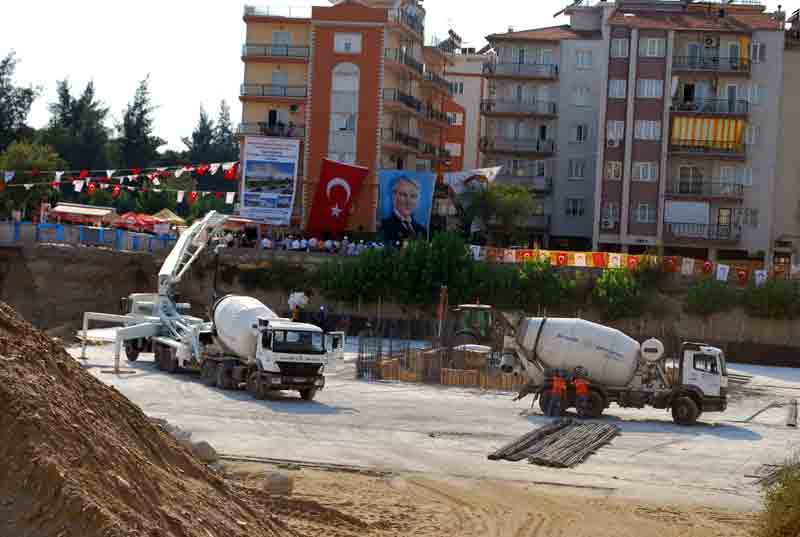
[272,330,325,354]
[456,309,491,339]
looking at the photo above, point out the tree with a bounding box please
[118,76,164,167]
[0,52,38,152]
[0,141,65,218]
[182,105,216,163]
[213,100,238,162]
[457,183,535,245]
[40,79,110,169]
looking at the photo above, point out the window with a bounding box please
[272,31,291,45]
[272,330,326,355]
[611,38,630,58]
[576,50,593,69]
[748,84,763,105]
[573,86,591,106]
[749,41,766,63]
[334,33,362,53]
[634,120,661,141]
[636,79,664,99]
[745,208,759,228]
[736,166,753,187]
[572,124,589,143]
[271,70,289,87]
[445,142,462,157]
[601,202,619,226]
[605,160,623,180]
[632,161,658,182]
[745,125,759,145]
[450,81,464,95]
[636,203,657,223]
[609,79,627,99]
[330,112,355,131]
[607,120,625,141]
[447,112,463,126]
[568,159,587,179]
[693,354,719,375]
[328,152,356,164]
[639,37,666,58]
[566,198,585,217]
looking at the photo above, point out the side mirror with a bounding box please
[261,332,272,350]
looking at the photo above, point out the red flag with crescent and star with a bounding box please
[306,158,369,235]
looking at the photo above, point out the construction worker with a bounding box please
[547,369,566,417]
[573,367,591,418]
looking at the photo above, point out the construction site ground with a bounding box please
[72,337,799,524]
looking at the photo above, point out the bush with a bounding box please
[759,462,800,537]
[516,259,570,314]
[592,269,645,320]
[237,260,309,293]
[685,279,738,317]
[633,254,668,290]
[742,281,800,319]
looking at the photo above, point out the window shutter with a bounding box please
[759,43,766,62]
[639,38,647,57]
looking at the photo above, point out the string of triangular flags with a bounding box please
[0,161,240,205]
[469,245,786,286]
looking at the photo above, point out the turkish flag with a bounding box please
[306,158,369,235]
[112,185,121,199]
[87,182,96,196]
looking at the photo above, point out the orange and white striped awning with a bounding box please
[671,117,744,145]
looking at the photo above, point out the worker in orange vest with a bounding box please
[547,369,566,417]
[573,367,591,418]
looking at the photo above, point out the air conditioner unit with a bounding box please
[704,35,719,48]
[601,218,615,230]
[607,139,619,148]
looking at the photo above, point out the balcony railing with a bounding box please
[665,223,743,242]
[422,106,449,125]
[497,173,553,192]
[243,5,311,18]
[242,44,310,59]
[423,70,451,92]
[671,98,749,115]
[387,8,425,37]
[669,139,746,157]
[237,122,305,138]
[482,61,559,79]
[381,128,420,150]
[383,88,423,114]
[385,48,424,75]
[481,99,557,116]
[481,137,556,155]
[419,142,450,159]
[240,84,307,98]
[666,180,744,198]
[672,56,751,74]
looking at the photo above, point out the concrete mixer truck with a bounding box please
[501,317,728,425]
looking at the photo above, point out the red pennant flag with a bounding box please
[306,158,369,235]
[79,169,89,179]
[50,181,60,189]
[132,168,141,176]
[112,185,121,199]
[664,256,678,273]
[703,260,714,274]
[736,266,749,284]
[31,168,40,178]
[627,255,639,270]
[196,164,209,176]
[188,191,198,204]
[556,252,568,266]
[224,163,239,180]
[214,192,222,199]
[592,252,607,268]
[87,182,97,196]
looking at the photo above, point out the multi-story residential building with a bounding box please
[445,48,488,170]
[239,0,458,233]
[480,23,604,250]
[587,0,787,266]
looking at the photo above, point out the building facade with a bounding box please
[239,0,461,233]
[445,50,487,170]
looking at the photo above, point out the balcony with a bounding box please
[666,180,744,200]
[384,48,424,75]
[419,142,450,160]
[237,123,305,138]
[381,128,420,151]
[420,105,450,126]
[388,8,424,37]
[482,61,559,80]
[241,44,310,60]
[669,139,746,160]
[481,137,556,156]
[672,56,751,75]
[382,88,422,114]
[422,70,451,93]
[664,223,742,244]
[526,215,552,231]
[671,98,749,116]
[480,99,557,118]
[240,84,307,99]
[243,5,311,19]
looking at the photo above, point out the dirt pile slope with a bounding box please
[0,302,289,537]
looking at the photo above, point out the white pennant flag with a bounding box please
[681,257,695,276]
[100,184,109,190]
[225,192,235,204]
[175,168,185,178]
[755,269,769,287]
[73,180,85,193]
[202,192,210,197]
[716,263,730,282]
[23,184,33,190]
[574,253,587,267]
[209,163,221,175]
[55,171,64,181]
[157,167,166,172]
[177,191,185,203]
[106,169,116,179]
[222,161,236,171]
[152,178,161,186]
[3,171,15,183]
[154,188,162,193]
[609,253,622,269]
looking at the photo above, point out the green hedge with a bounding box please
[684,279,738,317]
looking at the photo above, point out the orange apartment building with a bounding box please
[239,0,461,233]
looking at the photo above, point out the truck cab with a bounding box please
[675,342,728,414]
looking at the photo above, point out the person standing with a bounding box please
[547,369,566,417]
[573,367,591,418]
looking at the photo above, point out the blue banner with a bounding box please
[378,170,435,243]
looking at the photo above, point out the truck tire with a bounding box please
[672,396,699,425]
[539,392,551,414]
[201,361,217,386]
[582,391,606,419]
[160,346,179,374]
[216,363,234,390]
[125,341,140,362]
[299,388,317,401]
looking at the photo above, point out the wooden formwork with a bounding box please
[398,369,422,383]
[378,359,400,381]
[480,372,525,392]
[440,368,480,387]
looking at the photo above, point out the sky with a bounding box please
[3,0,793,152]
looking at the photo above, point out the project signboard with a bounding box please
[240,136,300,225]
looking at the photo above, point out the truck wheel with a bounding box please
[201,361,217,386]
[539,392,551,414]
[582,391,605,419]
[300,388,317,401]
[216,363,233,390]
[125,341,140,362]
[672,396,699,425]
[161,346,179,374]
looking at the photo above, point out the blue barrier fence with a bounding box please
[0,222,177,252]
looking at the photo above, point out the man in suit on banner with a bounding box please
[381,175,427,243]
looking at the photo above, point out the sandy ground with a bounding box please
[227,461,756,537]
[71,335,800,513]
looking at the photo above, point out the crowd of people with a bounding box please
[254,234,399,256]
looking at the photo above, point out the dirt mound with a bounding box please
[0,302,289,537]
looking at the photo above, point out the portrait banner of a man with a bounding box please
[378,170,435,243]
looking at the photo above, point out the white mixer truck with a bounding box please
[502,317,728,425]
